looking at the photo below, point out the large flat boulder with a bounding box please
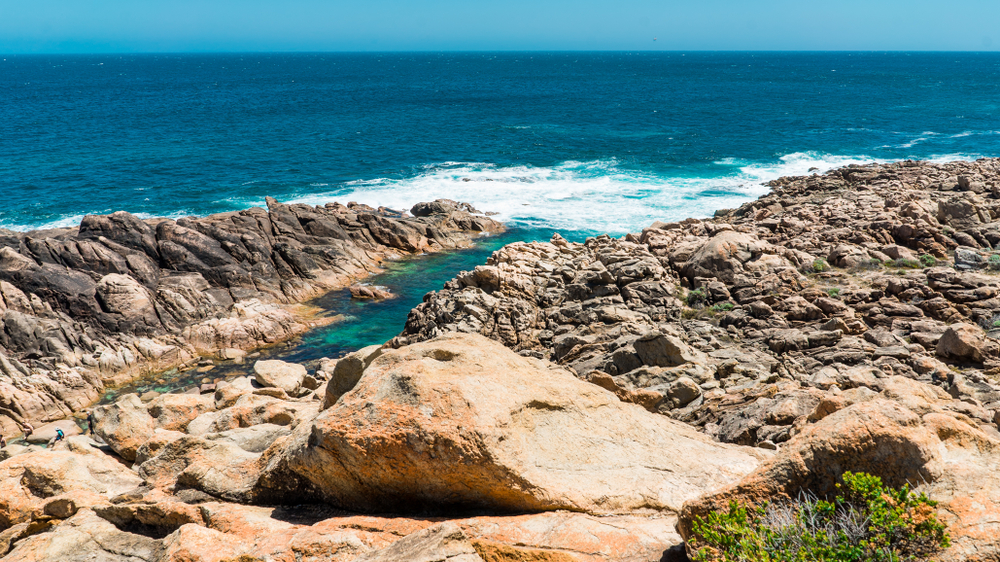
[269,333,768,515]
[25,419,82,445]
[680,230,766,283]
[253,359,307,394]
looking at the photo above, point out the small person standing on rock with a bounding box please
[86,410,94,435]
[0,434,6,448]
[47,427,65,448]
[20,422,33,441]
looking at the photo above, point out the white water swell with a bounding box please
[285,152,887,235]
[3,152,985,235]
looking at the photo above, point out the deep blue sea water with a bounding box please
[4,52,1000,380]
[3,52,1000,235]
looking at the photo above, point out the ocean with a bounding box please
[3,52,1000,380]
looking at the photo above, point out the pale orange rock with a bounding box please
[160,523,247,562]
[458,512,682,562]
[0,439,142,528]
[3,509,161,561]
[91,393,155,461]
[203,394,318,433]
[270,332,768,515]
[137,436,261,500]
[147,393,217,432]
[196,503,432,561]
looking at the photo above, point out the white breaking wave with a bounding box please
[0,210,192,233]
[924,153,987,164]
[283,152,886,235]
[0,214,90,232]
[5,152,987,235]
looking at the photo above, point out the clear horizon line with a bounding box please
[4,48,1000,56]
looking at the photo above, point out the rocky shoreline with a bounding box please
[4,159,1000,561]
[396,158,1000,444]
[0,197,502,437]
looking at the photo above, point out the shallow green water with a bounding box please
[101,226,591,402]
[278,227,556,364]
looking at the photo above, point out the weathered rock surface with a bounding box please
[678,397,1000,562]
[393,159,1000,453]
[10,161,1000,560]
[353,523,484,562]
[92,393,155,461]
[3,509,162,562]
[253,359,306,394]
[0,437,141,529]
[0,329,703,559]
[268,333,767,515]
[0,363,694,560]
[0,198,500,434]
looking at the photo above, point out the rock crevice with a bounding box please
[0,198,502,434]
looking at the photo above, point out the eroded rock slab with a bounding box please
[267,333,767,515]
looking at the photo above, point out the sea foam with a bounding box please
[0,210,191,233]
[2,152,984,235]
[285,152,886,235]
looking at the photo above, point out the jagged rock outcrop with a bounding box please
[0,198,501,434]
[394,158,1000,452]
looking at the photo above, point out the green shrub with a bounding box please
[686,288,708,306]
[681,308,701,320]
[894,258,922,269]
[688,471,949,562]
[812,258,830,273]
[711,302,735,312]
[992,319,1000,329]
[918,254,936,268]
[826,288,841,298]
[850,259,883,272]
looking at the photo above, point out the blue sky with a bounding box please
[1,0,998,53]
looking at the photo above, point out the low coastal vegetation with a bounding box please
[688,472,949,562]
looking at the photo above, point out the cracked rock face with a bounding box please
[394,159,1000,450]
[0,198,501,435]
[268,332,767,515]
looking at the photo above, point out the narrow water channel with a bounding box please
[100,226,582,402]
